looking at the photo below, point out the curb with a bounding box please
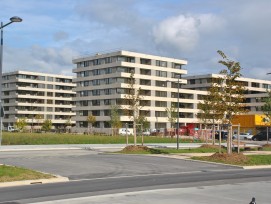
[0,176,69,188]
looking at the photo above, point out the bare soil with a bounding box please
[262,144,271,148]
[209,152,248,163]
[120,145,150,153]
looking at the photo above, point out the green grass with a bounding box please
[192,154,271,166]
[2,132,201,145]
[0,165,54,182]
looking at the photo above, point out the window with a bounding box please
[156,71,167,77]
[140,100,151,106]
[38,76,45,81]
[140,68,151,75]
[104,99,111,105]
[104,89,112,95]
[155,91,167,97]
[140,79,151,86]
[92,90,100,96]
[172,63,182,69]
[155,81,167,87]
[251,82,260,88]
[155,111,167,117]
[92,110,100,116]
[92,100,100,106]
[47,92,53,97]
[93,69,100,76]
[47,77,54,81]
[140,58,151,65]
[47,84,53,89]
[93,79,100,86]
[156,60,167,67]
[155,101,167,107]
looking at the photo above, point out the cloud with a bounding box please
[3,45,78,75]
[152,14,225,53]
[53,31,69,42]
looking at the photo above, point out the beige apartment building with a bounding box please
[1,71,76,131]
[72,50,207,133]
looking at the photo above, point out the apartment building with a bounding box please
[72,50,207,133]
[1,71,76,130]
[184,74,271,133]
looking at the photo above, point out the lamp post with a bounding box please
[0,16,22,145]
[167,76,182,150]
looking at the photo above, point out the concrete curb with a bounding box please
[0,176,69,188]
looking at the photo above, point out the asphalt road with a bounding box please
[0,149,236,180]
[0,149,270,203]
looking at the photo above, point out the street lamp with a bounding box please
[0,16,22,145]
[167,76,182,149]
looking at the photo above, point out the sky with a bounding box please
[1,0,271,79]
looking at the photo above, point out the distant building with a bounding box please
[184,74,271,133]
[1,71,76,131]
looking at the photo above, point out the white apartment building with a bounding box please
[1,71,76,130]
[184,73,271,114]
[72,50,207,133]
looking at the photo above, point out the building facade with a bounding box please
[184,74,271,133]
[72,50,207,133]
[1,71,76,130]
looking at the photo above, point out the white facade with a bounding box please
[1,71,76,130]
[72,50,207,133]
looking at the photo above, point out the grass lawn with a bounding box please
[0,165,54,182]
[2,132,201,145]
[192,154,271,166]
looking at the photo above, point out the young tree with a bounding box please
[42,119,52,132]
[124,72,143,145]
[166,103,177,136]
[217,50,248,154]
[262,90,271,144]
[87,114,96,134]
[109,105,122,136]
[262,90,271,121]
[65,119,72,133]
[15,118,27,132]
[197,82,224,144]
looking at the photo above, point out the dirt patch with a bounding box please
[119,145,167,154]
[262,144,271,148]
[121,145,150,152]
[209,152,248,163]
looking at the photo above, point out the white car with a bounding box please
[142,130,151,136]
[119,128,133,135]
[234,132,253,140]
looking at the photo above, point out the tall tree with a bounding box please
[109,105,122,136]
[217,50,248,154]
[124,72,143,145]
[87,114,96,134]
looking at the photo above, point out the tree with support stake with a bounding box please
[216,50,248,154]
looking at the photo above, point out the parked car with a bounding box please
[119,128,133,135]
[142,130,151,136]
[233,132,253,140]
[252,132,271,141]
